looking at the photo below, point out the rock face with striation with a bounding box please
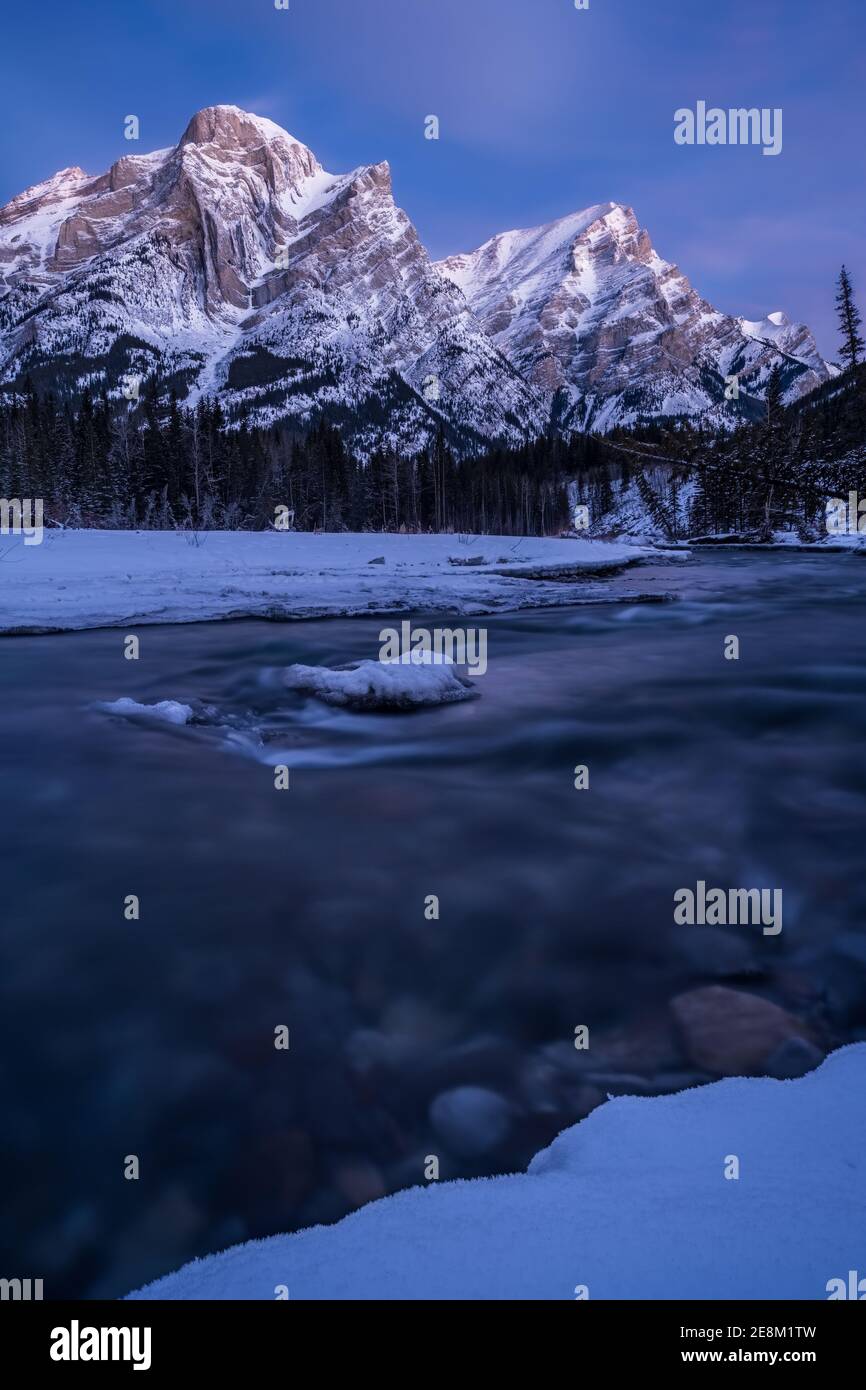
[0,109,831,453]
[0,105,545,456]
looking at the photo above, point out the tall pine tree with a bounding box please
[836,265,864,370]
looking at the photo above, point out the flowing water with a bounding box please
[2,548,865,1296]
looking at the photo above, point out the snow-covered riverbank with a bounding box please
[0,530,665,634]
[129,1043,866,1301]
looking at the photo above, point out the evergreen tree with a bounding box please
[764,365,783,428]
[2,360,862,541]
[836,265,864,370]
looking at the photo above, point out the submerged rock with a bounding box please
[671,985,815,1075]
[823,932,866,1027]
[672,925,761,980]
[429,1086,512,1157]
[765,1037,825,1080]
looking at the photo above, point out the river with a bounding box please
[2,548,865,1296]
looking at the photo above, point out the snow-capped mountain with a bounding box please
[0,110,830,452]
[437,203,831,430]
[737,310,834,377]
[0,105,545,454]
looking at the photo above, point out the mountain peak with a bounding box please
[174,105,322,223]
[3,165,90,215]
[437,201,829,429]
[178,105,303,154]
[53,165,89,183]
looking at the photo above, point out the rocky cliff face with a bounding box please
[0,105,546,455]
[0,109,830,453]
[437,203,831,431]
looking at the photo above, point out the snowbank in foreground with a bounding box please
[282,660,476,709]
[129,1044,866,1301]
[0,529,656,634]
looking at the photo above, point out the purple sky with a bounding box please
[1,0,863,357]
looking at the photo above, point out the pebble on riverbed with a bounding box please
[670,925,763,981]
[821,932,866,1027]
[764,1037,826,1080]
[429,1086,513,1158]
[671,985,820,1076]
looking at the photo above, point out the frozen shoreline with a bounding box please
[0,529,667,635]
[129,1044,866,1301]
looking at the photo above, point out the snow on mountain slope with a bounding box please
[0,114,830,452]
[0,106,545,455]
[737,309,831,376]
[437,203,831,432]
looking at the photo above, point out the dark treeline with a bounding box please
[0,363,863,540]
[578,363,866,541]
[0,382,594,535]
[685,363,866,539]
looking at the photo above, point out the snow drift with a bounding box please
[0,529,654,635]
[129,1043,866,1301]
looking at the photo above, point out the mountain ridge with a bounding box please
[436,202,832,433]
[0,105,832,455]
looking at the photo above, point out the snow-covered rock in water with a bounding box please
[98,697,194,725]
[282,660,476,710]
[128,1043,866,1300]
[437,203,830,431]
